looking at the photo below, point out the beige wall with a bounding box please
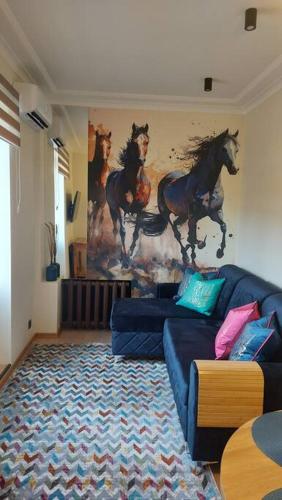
[236,87,282,286]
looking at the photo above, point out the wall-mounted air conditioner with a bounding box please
[48,113,65,148]
[15,82,52,130]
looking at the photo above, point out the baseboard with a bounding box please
[0,333,37,390]
[33,329,61,340]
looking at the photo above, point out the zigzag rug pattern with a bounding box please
[0,344,220,499]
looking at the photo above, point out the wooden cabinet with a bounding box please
[69,239,87,278]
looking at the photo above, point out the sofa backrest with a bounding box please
[215,265,251,318]
[225,275,280,317]
[261,293,282,361]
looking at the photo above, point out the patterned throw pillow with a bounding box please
[176,273,225,316]
[229,313,281,362]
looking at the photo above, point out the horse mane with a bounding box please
[119,133,149,169]
[183,130,236,170]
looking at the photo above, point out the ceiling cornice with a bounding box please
[0,0,281,121]
[48,89,243,115]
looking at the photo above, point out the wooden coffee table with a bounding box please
[220,412,282,500]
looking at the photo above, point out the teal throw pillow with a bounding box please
[175,268,219,300]
[176,273,225,316]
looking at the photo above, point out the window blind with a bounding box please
[58,147,70,178]
[0,74,20,147]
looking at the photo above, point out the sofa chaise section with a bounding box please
[111,298,208,356]
[111,264,251,357]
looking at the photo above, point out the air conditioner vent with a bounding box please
[27,111,49,130]
[15,82,52,130]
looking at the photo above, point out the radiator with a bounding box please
[61,279,131,329]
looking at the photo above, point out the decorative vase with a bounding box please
[46,263,58,281]
[54,261,60,278]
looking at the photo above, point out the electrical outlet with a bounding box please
[28,319,32,330]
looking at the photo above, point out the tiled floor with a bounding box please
[33,329,220,488]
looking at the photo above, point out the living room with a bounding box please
[0,1,282,498]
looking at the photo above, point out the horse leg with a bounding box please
[109,207,118,238]
[129,215,141,258]
[209,209,226,259]
[116,208,128,268]
[88,200,99,243]
[96,206,105,248]
[187,217,199,267]
[168,217,189,264]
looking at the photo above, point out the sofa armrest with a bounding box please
[156,282,179,299]
[259,362,282,412]
[192,360,264,428]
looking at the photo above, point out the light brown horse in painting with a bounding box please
[88,127,112,246]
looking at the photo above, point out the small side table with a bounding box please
[221,411,282,500]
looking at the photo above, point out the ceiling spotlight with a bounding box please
[245,8,257,31]
[204,77,213,92]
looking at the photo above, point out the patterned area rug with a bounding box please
[0,344,220,499]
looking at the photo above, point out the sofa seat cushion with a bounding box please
[111,298,207,333]
[163,318,221,436]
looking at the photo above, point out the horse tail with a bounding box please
[138,175,170,237]
[138,211,168,237]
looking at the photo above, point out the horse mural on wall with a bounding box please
[136,129,240,266]
[106,123,151,267]
[88,124,112,246]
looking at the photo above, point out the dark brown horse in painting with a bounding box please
[88,129,112,244]
[137,129,240,266]
[106,123,151,267]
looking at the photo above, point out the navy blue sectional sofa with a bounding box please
[111,265,282,461]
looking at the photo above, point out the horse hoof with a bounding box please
[216,249,224,259]
[182,254,190,265]
[197,241,206,250]
[121,255,130,269]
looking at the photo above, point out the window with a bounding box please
[54,149,67,277]
[0,139,12,363]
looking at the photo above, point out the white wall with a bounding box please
[0,51,67,362]
[236,87,282,287]
[10,123,39,361]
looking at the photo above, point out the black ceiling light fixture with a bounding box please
[245,7,257,31]
[204,77,213,92]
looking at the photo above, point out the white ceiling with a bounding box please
[0,0,281,149]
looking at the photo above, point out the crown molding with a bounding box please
[235,54,282,113]
[48,88,243,115]
[0,0,56,92]
[0,35,34,84]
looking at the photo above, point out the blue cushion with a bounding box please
[111,298,207,333]
[176,268,195,299]
[163,317,220,438]
[176,273,225,316]
[229,315,275,361]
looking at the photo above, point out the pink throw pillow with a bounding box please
[215,302,260,359]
